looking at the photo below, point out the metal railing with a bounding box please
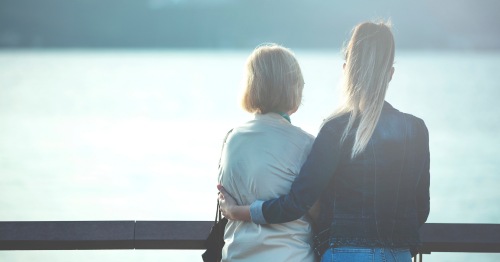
[1,222,499,259]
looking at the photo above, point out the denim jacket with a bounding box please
[250,102,430,252]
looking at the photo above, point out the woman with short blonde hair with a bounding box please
[217,44,316,262]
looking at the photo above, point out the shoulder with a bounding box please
[406,114,427,129]
[230,118,315,144]
[393,112,430,150]
[387,107,428,138]
[290,125,315,143]
[408,114,429,139]
[397,110,428,132]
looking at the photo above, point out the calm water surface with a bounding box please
[0,50,499,261]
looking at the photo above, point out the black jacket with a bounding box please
[258,102,430,252]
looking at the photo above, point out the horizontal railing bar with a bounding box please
[0,221,135,250]
[135,221,212,250]
[419,223,500,253]
[1,221,500,253]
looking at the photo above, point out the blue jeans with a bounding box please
[320,246,412,262]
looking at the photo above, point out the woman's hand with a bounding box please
[217,184,237,219]
[217,184,251,221]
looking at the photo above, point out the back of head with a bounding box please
[338,21,395,158]
[241,44,304,114]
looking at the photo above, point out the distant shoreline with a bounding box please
[1,0,499,50]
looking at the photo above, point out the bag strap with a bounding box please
[218,128,234,169]
[214,198,221,223]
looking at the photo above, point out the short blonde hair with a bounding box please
[241,44,304,114]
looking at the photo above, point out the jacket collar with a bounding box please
[254,112,291,125]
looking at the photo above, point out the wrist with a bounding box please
[227,205,251,221]
[226,205,237,220]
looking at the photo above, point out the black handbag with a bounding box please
[202,198,228,262]
[202,129,232,262]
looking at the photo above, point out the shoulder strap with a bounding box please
[218,129,233,169]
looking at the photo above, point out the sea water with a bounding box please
[0,50,499,261]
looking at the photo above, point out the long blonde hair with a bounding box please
[332,21,395,159]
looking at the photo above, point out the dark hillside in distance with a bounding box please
[0,0,499,49]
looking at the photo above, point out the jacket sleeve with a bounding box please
[251,122,343,224]
[415,119,430,226]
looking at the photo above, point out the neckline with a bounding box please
[276,112,291,123]
[254,112,292,124]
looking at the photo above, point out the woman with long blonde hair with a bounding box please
[218,21,430,262]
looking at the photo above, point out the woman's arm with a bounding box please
[307,200,321,224]
[219,122,343,224]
